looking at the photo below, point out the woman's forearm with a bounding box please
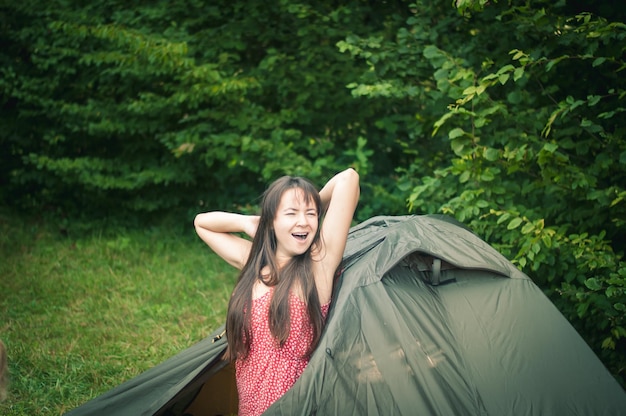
[194,211,258,269]
[194,212,259,238]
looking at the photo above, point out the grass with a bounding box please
[0,212,238,415]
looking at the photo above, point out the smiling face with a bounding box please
[273,187,319,264]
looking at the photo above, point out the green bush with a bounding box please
[339,0,626,384]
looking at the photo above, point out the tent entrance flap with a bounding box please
[183,363,237,416]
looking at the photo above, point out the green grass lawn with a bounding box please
[0,212,238,415]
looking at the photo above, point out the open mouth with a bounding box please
[292,233,308,241]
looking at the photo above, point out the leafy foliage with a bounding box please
[339,0,626,384]
[0,0,408,221]
[1,0,625,386]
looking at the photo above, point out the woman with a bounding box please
[194,168,359,416]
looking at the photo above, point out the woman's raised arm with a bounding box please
[194,212,259,270]
[315,168,360,302]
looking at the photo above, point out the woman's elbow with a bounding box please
[346,167,359,178]
[342,167,360,186]
[193,212,211,232]
[345,168,360,194]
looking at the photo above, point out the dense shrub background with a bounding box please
[1,0,624,386]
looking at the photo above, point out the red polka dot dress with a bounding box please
[235,289,330,416]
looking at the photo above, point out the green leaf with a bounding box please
[484,148,500,161]
[592,57,606,67]
[585,278,602,291]
[449,127,465,139]
[521,222,535,234]
[497,213,511,224]
[480,169,495,181]
[462,86,477,95]
[577,302,590,318]
[451,138,466,155]
[497,64,515,74]
[423,45,441,59]
[587,95,601,106]
[507,217,523,230]
[510,49,526,60]
[601,337,616,350]
[531,243,541,254]
[543,143,558,153]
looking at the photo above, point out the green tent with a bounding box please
[66,215,626,416]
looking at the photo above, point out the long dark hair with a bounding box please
[225,176,324,361]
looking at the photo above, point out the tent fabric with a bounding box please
[265,215,626,415]
[65,323,230,416]
[65,215,626,416]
